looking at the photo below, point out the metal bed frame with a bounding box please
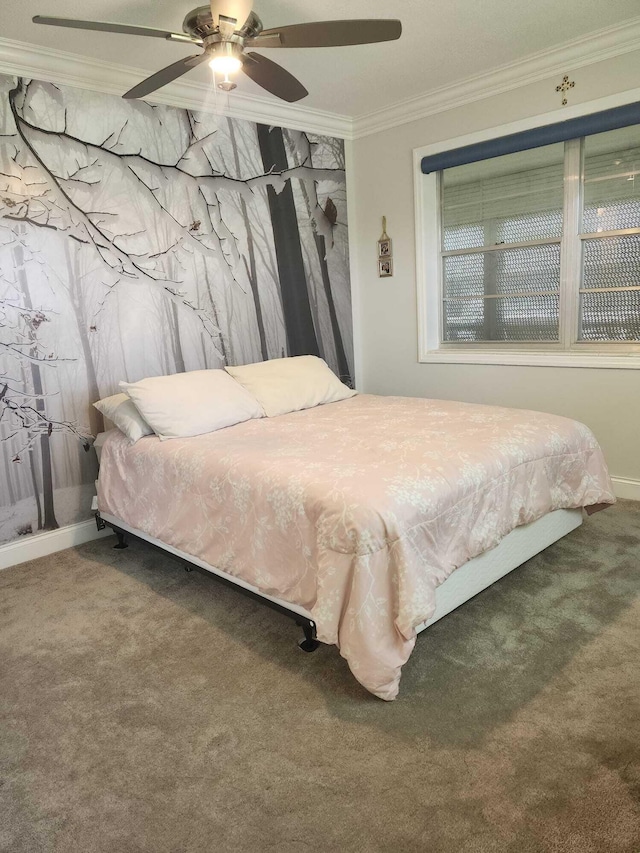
[95,511,320,652]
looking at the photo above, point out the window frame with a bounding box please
[414,90,640,369]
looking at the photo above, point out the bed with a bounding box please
[96,394,615,700]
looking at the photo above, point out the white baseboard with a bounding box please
[0,518,111,571]
[611,476,640,502]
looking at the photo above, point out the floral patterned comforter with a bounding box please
[97,394,615,699]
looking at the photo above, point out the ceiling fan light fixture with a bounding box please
[209,54,242,75]
[208,41,243,78]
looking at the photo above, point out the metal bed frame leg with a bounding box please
[113,527,128,550]
[298,620,320,653]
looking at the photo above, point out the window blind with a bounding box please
[421,101,640,174]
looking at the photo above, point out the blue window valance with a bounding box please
[420,101,640,174]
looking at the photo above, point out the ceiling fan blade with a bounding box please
[247,19,402,49]
[123,54,207,100]
[209,0,253,31]
[32,16,200,43]
[241,53,308,103]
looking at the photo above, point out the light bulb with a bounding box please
[209,55,242,75]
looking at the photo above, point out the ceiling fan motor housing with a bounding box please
[182,5,262,41]
[207,39,244,62]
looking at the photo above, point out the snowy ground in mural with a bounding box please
[0,75,352,544]
[0,485,95,544]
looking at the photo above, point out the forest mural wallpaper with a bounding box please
[0,75,352,545]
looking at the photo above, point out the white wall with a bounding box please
[351,50,640,488]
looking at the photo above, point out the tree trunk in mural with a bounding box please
[256,124,320,358]
[170,302,186,374]
[29,359,58,530]
[0,383,16,506]
[313,225,350,383]
[284,130,351,383]
[15,359,44,529]
[1,439,16,506]
[28,447,43,531]
[63,241,104,437]
[13,234,59,530]
[201,260,229,364]
[228,118,268,361]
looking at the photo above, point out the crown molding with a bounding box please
[1,15,639,143]
[0,35,353,139]
[352,15,640,138]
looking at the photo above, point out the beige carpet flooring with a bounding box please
[1,500,639,853]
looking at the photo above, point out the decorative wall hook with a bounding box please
[556,75,575,106]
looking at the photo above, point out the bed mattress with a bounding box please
[97,394,615,699]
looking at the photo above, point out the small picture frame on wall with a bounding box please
[377,237,392,258]
[377,215,393,277]
[378,258,393,277]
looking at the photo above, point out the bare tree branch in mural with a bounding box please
[0,125,220,388]
[1,387,91,453]
[11,88,344,281]
[0,340,74,365]
[9,82,223,349]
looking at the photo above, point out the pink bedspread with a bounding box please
[97,395,614,700]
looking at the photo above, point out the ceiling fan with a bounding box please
[33,2,402,103]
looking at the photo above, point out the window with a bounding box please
[580,128,640,343]
[417,117,640,367]
[441,143,565,344]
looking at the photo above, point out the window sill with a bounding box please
[419,349,640,369]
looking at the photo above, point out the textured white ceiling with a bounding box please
[5,0,640,116]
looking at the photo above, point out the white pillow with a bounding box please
[93,393,154,444]
[225,356,356,418]
[120,369,263,440]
